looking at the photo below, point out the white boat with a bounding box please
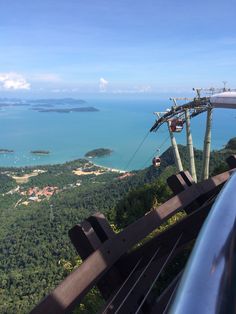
[210,92,236,108]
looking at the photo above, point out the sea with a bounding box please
[0,97,235,171]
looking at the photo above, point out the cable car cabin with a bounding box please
[169,119,183,132]
[152,157,161,167]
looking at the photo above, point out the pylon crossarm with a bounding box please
[150,98,211,132]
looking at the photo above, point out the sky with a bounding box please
[1,0,236,97]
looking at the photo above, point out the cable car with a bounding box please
[152,156,161,167]
[169,118,183,132]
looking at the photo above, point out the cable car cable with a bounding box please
[124,131,150,171]
[141,134,170,168]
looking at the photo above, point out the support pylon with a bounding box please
[168,121,183,172]
[201,108,212,181]
[185,109,197,182]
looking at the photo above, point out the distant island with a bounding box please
[0,149,14,154]
[29,98,87,106]
[34,107,99,113]
[85,148,113,158]
[31,150,50,155]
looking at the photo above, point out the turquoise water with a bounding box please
[0,98,235,170]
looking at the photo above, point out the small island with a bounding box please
[30,98,87,106]
[31,150,50,155]
[0,149,14,154]
[35,107,99,113]
[85,148,113,158]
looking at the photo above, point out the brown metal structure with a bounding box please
[31,156,236,314]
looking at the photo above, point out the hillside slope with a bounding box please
[0,139,235,313]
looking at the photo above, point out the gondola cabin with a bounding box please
[152,156,161,167]
[169,118,183,132]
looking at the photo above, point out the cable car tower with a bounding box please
[125,84,236,177]
[152,96,206,182]
[150,84,236,182]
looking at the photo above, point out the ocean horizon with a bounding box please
[0,97,235,171]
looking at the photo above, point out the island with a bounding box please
[34,107,99,113]
[30,98,87,106]
[0,149,14,154]
[85,148,113,158]
[31,150,50,155]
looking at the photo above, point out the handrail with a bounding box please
[30,169,233,314]
[170,170,236,314]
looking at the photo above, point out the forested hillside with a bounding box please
[0,139,235,313]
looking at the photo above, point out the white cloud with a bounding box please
[99,77,109,92]
[0,72,30,90]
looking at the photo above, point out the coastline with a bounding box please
[91,162,126,174]
[0,99,235,171]
[0,156,127,173]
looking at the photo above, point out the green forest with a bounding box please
[0,138,235,313]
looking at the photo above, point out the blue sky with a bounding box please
[1,0,236,96]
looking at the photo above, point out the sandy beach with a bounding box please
[73,162,126,177]
[92,162,126,174]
